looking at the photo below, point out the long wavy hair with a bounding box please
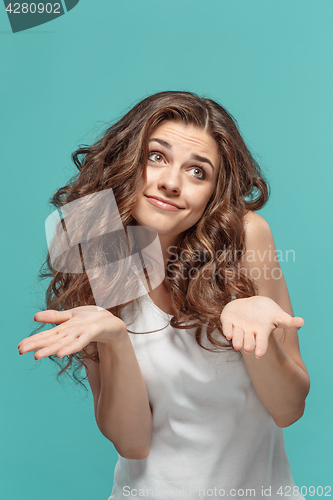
[35,91,269,388]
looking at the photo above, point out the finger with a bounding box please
[18,327,57,349]
[254,330,269,359]
[221,318,234,340]
[243,330,256,354]
[274,312,305,330]
[34,335,76,360]
[37,329,92,360]
[33,309,74,324]
[18,323,68,350]
[19,329,66,354]
[289,316,305,329]
[57,332,92,358]
[232,325,244,351]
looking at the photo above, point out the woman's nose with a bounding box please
[157,165,181,194]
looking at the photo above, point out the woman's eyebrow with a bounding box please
[149,138,171,149]
[148,138,215,171]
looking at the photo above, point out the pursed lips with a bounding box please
[144,195,184,210]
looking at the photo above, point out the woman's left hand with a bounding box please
[220,296,304,359]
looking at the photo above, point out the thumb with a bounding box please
[275,311,305,330]
[293,316,305,330]
[34,309,74,324]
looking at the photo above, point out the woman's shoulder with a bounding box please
[242,211,277,261]
[243,210,270,230]
[243,210,273,242]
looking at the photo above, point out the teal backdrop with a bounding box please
[1,1,332,498]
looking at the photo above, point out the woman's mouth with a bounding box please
[145,196,183,211]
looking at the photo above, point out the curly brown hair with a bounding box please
[35,91,269,388]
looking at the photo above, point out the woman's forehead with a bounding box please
[148,120,220,167]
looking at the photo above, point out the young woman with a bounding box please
[18,91,310,499]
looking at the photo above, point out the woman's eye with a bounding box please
[147,154,205,180]
[190,167,206,180]
[148,152,164,163]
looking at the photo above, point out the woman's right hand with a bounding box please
[18,306,127,361]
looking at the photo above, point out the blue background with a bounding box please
[1,1,332,498]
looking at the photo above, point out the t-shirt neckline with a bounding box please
[145,292,173,320]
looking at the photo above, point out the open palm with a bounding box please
[220,296,304,358]
[18,306,126,360]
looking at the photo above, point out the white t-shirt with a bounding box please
[108,293,304,500]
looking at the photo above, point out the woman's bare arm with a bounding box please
[19,307,152,459]
[222,211,310,427]
[83,330,152,460]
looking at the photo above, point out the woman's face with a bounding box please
[131,120,220,247]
